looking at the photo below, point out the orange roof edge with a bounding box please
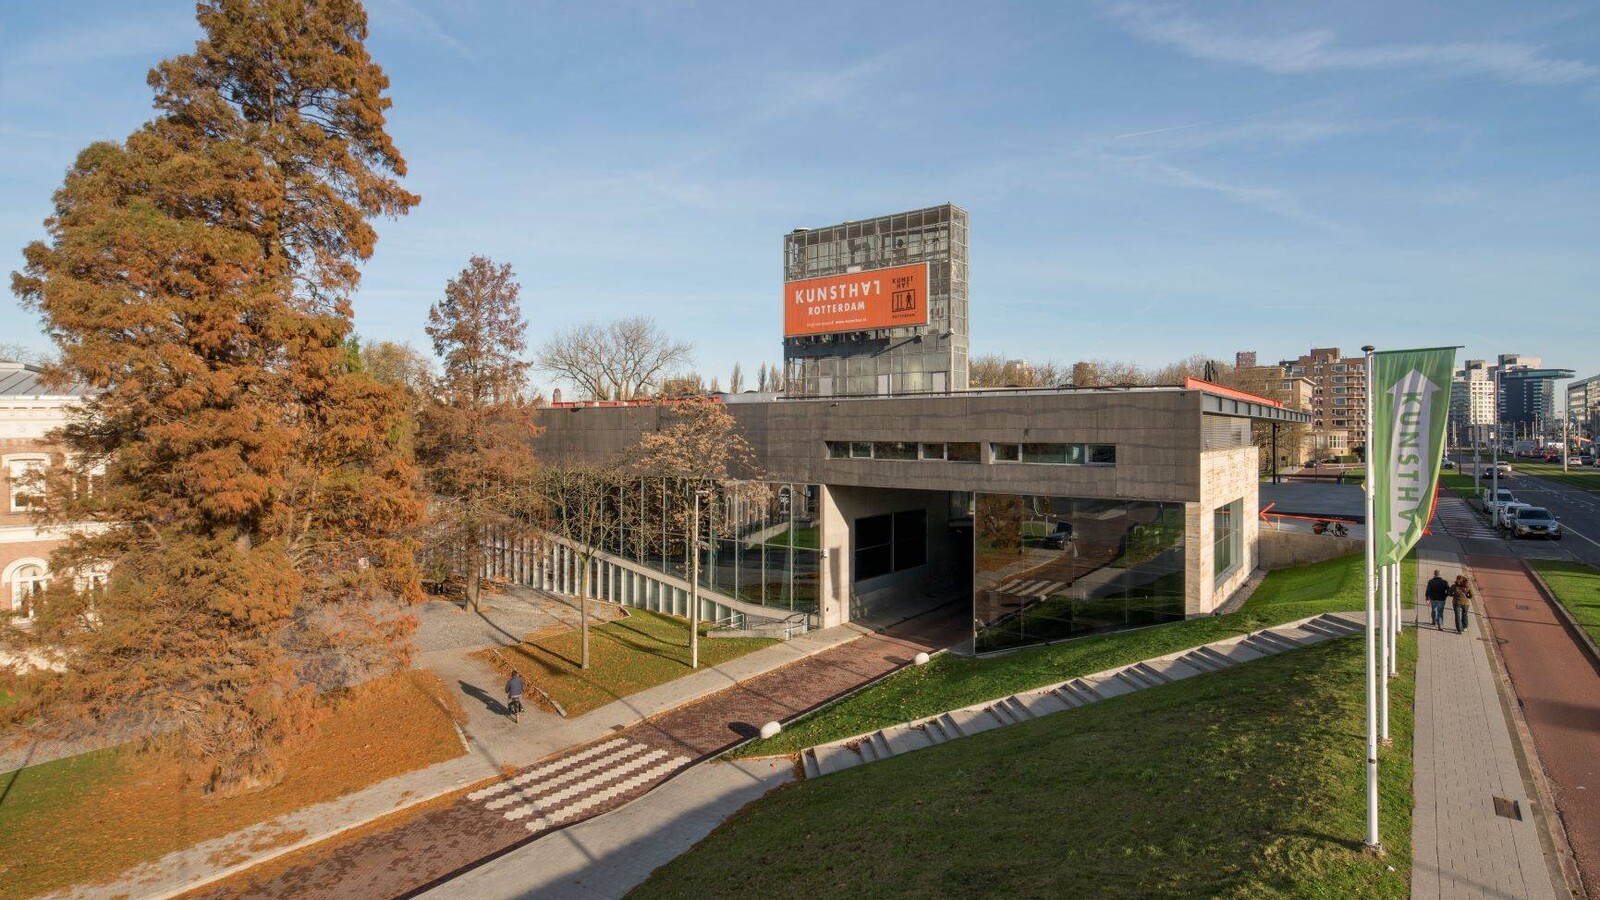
[1184,377,1284,408]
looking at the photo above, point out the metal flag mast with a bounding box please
[1362,344,1381,851]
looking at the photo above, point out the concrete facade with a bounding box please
[536,385,1307,637]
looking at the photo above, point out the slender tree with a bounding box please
[420,256,540,611]
[7,0,422,794]
[729,363,744,394]
[539,461,624,669]
[756,362,769,393]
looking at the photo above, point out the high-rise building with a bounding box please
[782,204,969,397]
[1234,351,1257,369]
[1448,360,1495,444]
[1275,348,1369,452]
[1566,373,1600,443]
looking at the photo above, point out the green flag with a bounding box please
[1370,347,1457,566]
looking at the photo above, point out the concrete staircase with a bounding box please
[799,612,1363,779]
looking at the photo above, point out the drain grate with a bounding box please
[1492,796,1523,821]
[1515,604,1531,610]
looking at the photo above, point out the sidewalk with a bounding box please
[49,614,905,900]
[176,607,967,900]
[415,758,795,900]
[1410,540,1562,899]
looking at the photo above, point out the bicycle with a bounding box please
[507,695,524,724]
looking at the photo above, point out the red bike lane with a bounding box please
[1467,554,1600,895]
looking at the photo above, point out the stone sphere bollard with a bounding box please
[759,721,782,739]
[913,652,930,665]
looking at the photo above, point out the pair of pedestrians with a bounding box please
[1425,570,1474,633]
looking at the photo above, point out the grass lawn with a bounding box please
[761,526,819,549]
[1527,560,1600,646]
[640,631,1416,899]
[742,553,1411,757]
[1511,461,1600,494]
[1439,471,1480,498]
[0,670,465,900]
[477,609,777,717]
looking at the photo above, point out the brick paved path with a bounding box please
[1468,554,1600,896]
[198,608,967,900]
[1410,549,1560,900]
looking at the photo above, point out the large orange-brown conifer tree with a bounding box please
[8,0,422,793]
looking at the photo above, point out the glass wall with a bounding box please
[548,477,822,616]
[973,494,1186,653]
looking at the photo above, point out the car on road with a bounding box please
[1506,506,1562,540]
[1495,501,1532,530]
[1441,458,1457,469]
[1578,455,1595,467]
[1482,487,1519,522]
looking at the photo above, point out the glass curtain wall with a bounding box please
[550,477,821,616]
[973,494,1186,653]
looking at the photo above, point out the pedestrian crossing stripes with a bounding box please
[467,738,630,802]
[1433,496,1499,540]
[1000,579,1069,597]
[465,736,693,836]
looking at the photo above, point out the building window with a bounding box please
[5,455,48,513]
[990,443,1115,466]
[1214,499,1242,584]
[853,509,927,581]
[6,560,48,618]
[827,441,980,462]
[1332,364,1347,373]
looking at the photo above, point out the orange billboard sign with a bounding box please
[783,263,929,337]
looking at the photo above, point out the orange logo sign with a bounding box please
[783,263,930,337]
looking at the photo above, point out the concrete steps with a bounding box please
[794,612,1364,780]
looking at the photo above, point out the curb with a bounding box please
[1524,565,1600,675]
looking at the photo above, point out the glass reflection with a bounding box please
[974,494,1185,652]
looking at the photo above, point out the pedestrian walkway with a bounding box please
[419,758,794,900]
[1433,494,1500,540]
[1410,542,1561,900]
[183,606,968,900]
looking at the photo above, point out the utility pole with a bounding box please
[1361,344,1381,852]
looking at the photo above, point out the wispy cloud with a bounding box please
[1099,153,1352,237]
[1,17,194,69]
[1103,1,1600,86]
[367,0,474,58]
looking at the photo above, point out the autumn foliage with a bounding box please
[419,256,541,611]
[7,0,422,793]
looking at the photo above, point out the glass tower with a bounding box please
[782,203,969,397]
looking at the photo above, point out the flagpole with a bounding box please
[1363,345,1381,851]
[1380,561,1390,744]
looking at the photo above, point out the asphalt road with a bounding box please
[1445,462,1600,569]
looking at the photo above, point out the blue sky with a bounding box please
[2,1,1597,397]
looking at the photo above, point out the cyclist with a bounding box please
[505,670,526,720]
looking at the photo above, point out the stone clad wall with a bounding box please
[1186,443,1261,616]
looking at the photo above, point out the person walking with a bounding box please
[1426,570,1451,630]
[1450,574,1474,634]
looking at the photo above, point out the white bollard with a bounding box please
[913,652,930,665]
[759,721,782,740]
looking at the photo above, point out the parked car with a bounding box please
[1495,501,1531,530]
[1482,488,1519,521]
[1580,455,1596,467]
[1441,458,1457,469]
[1039,521,1075,549]
[1506,506,1561,541]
